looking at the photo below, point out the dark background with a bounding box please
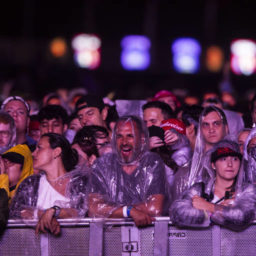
[0,0,256,100]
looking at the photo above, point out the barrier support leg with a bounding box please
[154,221,169,256]
[89,221,103,256]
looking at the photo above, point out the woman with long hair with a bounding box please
[10,133,89,235]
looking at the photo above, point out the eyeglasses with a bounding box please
[0,130,10,138]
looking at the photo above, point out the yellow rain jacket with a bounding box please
[0,144,33,201]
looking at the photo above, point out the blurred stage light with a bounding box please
[206,46,224,72]
[50,37,67,58]
[172,38,201,74]
[231,39,256,76]
[121,35,151,70]
[72,34,101,69]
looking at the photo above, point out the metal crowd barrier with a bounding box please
[1,217,256,256]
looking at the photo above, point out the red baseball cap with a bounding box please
[160,118,186,135]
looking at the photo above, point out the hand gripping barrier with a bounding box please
[1,217,256,256]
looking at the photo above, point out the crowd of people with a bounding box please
[0,87,256,236]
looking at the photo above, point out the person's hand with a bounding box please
[88,154,97,166]
[220,198,234,206]
[35,208,56,234]
[164,130,179,145]
[130,207,155,227]
[50,217,61,236]
[192,196,215,213]
[21,208,35,219]
[149,136,164,149]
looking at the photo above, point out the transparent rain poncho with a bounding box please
[243,127,256,184]
[188,106,230,191]
[9,167,89,220]
[170,140,256,230]
[89,116,165,218]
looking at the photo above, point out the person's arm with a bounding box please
[170,183,210,226]
[9,176,39,219]
[132,194,164,216]
[149,136,164,149]
[88,193,117,218]
[210,184,256,230]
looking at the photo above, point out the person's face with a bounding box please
[201,111,228,147]
[78,107,105,127]
[116,121,141,163]
[238,130,250,154]
[68,118,82,132]
[3,158,22,187]
[143,108,165,127]
[29,129,41,142]
[40,118,67,135]
[0,123,11,147]
[247,136,256,152]
[4,100,29,133]
[212,156,240,182]
[32,136,54,170]
[158,96,176,111]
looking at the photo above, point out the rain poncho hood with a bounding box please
[243,127,256,184]
[188,106,229,188]
[1,144,33,199]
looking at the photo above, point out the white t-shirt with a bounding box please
[36,175,70,210]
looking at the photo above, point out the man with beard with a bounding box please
[89,116,165,227]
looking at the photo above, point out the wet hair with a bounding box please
[115,115,145,137]
[202,106,227,125]
[42,133,78,171]
[73,125,109,157]
[38,105,68,124]
[142,101,175,120]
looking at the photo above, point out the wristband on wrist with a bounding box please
[33,209,38,219]
[123,206,128,217]
[51,205,61,218]
[127,206,133,217]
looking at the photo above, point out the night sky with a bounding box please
[1,0,256,99]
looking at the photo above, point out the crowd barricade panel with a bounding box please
[0,217,256,256]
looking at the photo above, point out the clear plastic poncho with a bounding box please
[89,116,165,218]
[9,167,89,220]
[188,106,230,191]
[243,127,256,184]
[170,140,256,230]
